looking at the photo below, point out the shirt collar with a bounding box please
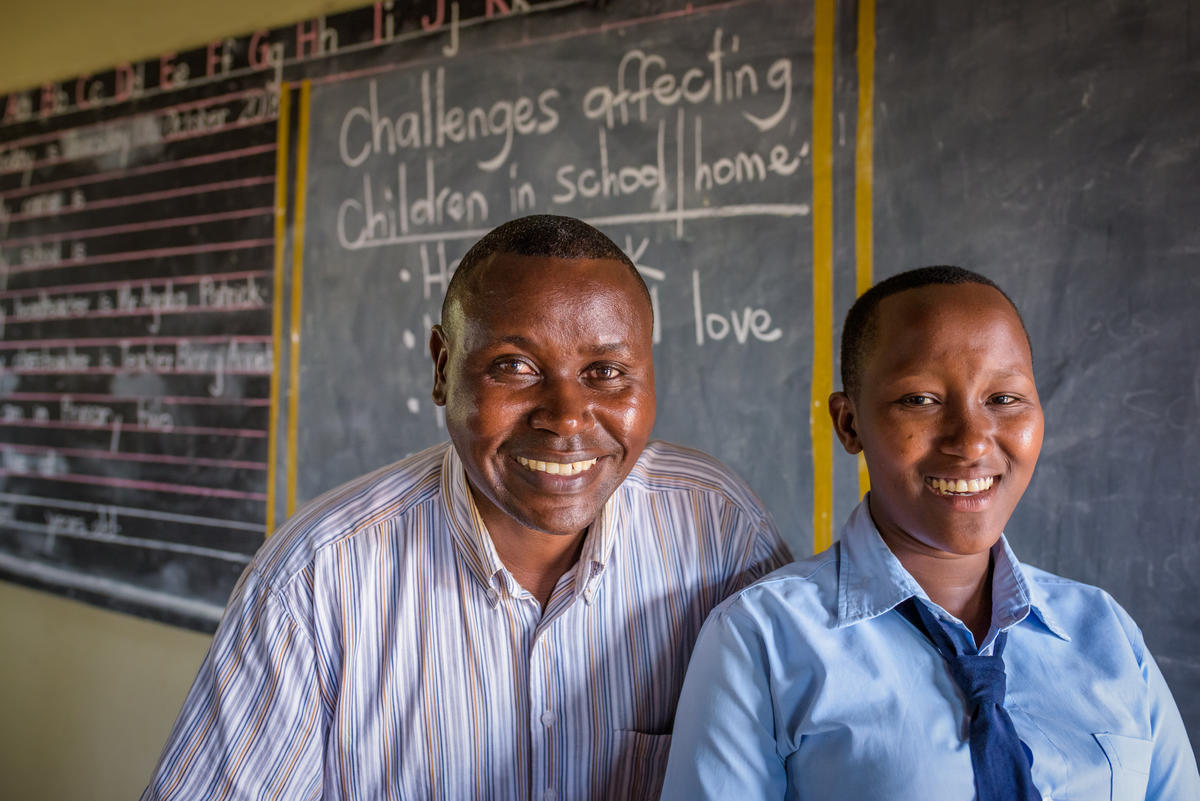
[441,445,509,603]
[835,498,1070,641]
[440,444,620,606]
[574,489,620,603]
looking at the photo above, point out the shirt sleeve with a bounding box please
[1142,646,1200,799]
[141,566,326,801]
[660,602,787,801]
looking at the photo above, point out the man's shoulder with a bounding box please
[695,548,839,649]
[721,549,838,617]
[623,440,770,519]
[252,441,451,584]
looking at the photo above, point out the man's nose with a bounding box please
[940,403,993,461]
[528,376,592,436]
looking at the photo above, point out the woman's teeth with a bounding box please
[516,456,599,476]
[928,476,995,495]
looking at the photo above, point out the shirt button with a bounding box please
[544,789,557,801]
[540,710,555,727]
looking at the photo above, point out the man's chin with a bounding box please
[522,513,602,538]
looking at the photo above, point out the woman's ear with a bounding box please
[828,392,863,455]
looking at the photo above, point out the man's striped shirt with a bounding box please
[142,440,791,801]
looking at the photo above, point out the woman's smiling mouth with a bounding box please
[925,475,997,496]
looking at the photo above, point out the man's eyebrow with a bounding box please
[492,335,634,356]
[588,341,635,356]
[494,334,536,349]
[986,366,1035,379]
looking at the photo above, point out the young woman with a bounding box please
[661,267,1199,800]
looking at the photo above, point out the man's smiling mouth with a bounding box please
[515,456,599,476]
[926,476,996,496]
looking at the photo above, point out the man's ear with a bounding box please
[430,325,450,406]
[828,391,863,455]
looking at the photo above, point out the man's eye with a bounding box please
[494,359,535,375]
[991,394,1018,405]
[588,364,623,381]
[900,395,934,406]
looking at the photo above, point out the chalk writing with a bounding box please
[10,292,92,319]
[582,30,792,131]
[338,158,490,248]
[61,397,119,426]
[198,276,267,309]
[692,270,782,345]
[338,72,560,171]
[60,116,161,166]
[45,507,121,539]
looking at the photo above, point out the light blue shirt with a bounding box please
[662,500,1200,801]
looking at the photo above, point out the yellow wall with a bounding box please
[0,2,365,798]
[0,0,369,95]
[0,582,211,800]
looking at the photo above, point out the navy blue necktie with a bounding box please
[899,598,1040,801]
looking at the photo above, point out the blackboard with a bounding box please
[1,0,1197,750]
[0,69,282,626]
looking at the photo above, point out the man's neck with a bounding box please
[489,525,588,609]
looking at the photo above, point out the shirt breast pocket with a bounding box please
[1093,732,1152,800]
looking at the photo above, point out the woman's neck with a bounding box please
[899,548,994,647]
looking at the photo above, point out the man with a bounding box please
[661,266,1199,799]
[142,215,790,801]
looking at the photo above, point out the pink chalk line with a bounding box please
[0,391,270,407]
[3,238,275,276]
[0,268,270,300]
[3,301,266,325]
[0,441,266,470]
[0,334,272,349]
[0,143,276,201]
[0,86,276,152]
[0,207,273,249]
[0,468,268,501]
[2,108,277,177]
[0,418,267,438]
[4,175,274,224]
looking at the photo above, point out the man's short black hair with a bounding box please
[840,265,1030,398]
[441,215,651,324]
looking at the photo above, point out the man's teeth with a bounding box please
[516,456,598,475]
[929,476,995,495]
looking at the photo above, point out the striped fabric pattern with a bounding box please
[142,440,790,801]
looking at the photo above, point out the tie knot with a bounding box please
[952,653,1007,707]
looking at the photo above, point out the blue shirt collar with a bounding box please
[835,498,1070,641]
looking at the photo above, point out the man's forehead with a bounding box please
[444,255,650,349]
[475,251,634,286]
[457,254,647,317]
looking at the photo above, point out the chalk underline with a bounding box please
[339,204,813,250]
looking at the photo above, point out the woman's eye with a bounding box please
[991,394,1018,405]
[900,395,934,406]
